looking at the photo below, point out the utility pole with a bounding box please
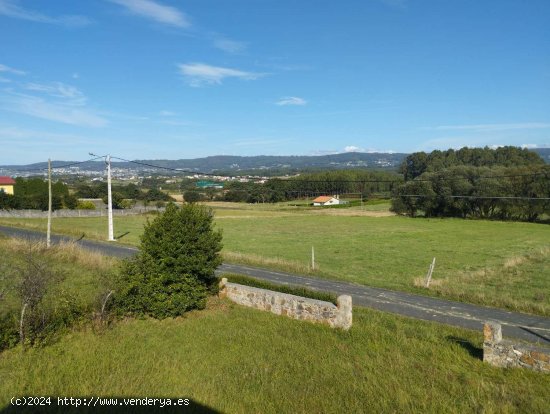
[106,155,115,241]
[47,158,52,248]
[90,153,115,241]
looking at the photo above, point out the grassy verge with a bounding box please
[1,236,549,412]
[1,298,549,413]
[0,237,118,350]
[223,273,337,304]
[0,237,117,316]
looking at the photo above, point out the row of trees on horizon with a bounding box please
[1,146,548,222]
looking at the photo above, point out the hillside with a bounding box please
[0,152,407,175]
[2,149,547,176]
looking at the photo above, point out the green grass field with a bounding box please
[2,301,550,413]
[1,236,549,413]
[0,202,548,315]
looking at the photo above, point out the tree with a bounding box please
[102,192,125,209]
[145,188,174,202]
[63,194,78,210]
[116,203,223,318]
[183,190,202,203]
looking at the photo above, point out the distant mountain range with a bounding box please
[2,149,548,175]
[1,152,409,174]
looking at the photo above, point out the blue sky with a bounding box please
[0,0,549,164]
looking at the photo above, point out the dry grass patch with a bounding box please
[309,209,395,217]
[503,246,550,268]
[413,277,443,288]
[2,238,115,272]
[420,247,550,315]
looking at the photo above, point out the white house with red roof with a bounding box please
[0,176,15,195]
[312,195,341,206]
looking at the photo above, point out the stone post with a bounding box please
[333,295,352,330]
[218,278,228,299]
[483,321,502,344]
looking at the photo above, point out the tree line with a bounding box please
[0,178,75,210]
[392,147,549,221]
[400,146,544,180]
[0,179,174,211]
[183,170,403,204]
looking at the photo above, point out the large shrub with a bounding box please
[116,203,223,318]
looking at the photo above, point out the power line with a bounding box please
[52,157,104,170]
[15,156,104,172]
[289,171,549,184]
[397,195,550,201]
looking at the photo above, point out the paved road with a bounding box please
[1,225,549,345]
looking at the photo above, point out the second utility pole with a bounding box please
[106,155,115,241]
[47,158,52,248]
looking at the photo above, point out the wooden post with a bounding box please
[311,246,315,271]
[47,158,52,248]
[425,257,436,287]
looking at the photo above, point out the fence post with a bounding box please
[425,257,436,287]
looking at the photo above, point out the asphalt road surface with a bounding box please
[1,225,549,345]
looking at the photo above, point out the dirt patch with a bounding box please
[310,209,396,217]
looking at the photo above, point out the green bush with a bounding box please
[0,312,19,351]
[76,200,96,210]
[116,203,223,318]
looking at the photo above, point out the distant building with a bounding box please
[196,180,224,189]
[0,176,15,195]
[312,195,341,206]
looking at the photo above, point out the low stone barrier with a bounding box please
[483,321,549,372]
[219,278,352,330]
[0,207,164,218]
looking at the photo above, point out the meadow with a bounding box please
[1,237,549,413]
[0,201,548,316]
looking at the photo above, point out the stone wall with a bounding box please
[219,278,352,330]
[483,321,549,372]
[0,207,164,218]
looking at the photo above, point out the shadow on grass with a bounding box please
[1,397,219,414]
[115,231,130,241]
[447,336,483,360]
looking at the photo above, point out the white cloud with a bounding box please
[24,82,87,106]
[276,96,307,106]
[344,145,363,153]
[0,63,25,75]
[426,123,550,132]
[109,0,190,28]
[159,110,176,116]
[0,0,91,27]
[0,125,91,145]
[178,63,263,86]
[214,38,247,54]
[5,95,107,127]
